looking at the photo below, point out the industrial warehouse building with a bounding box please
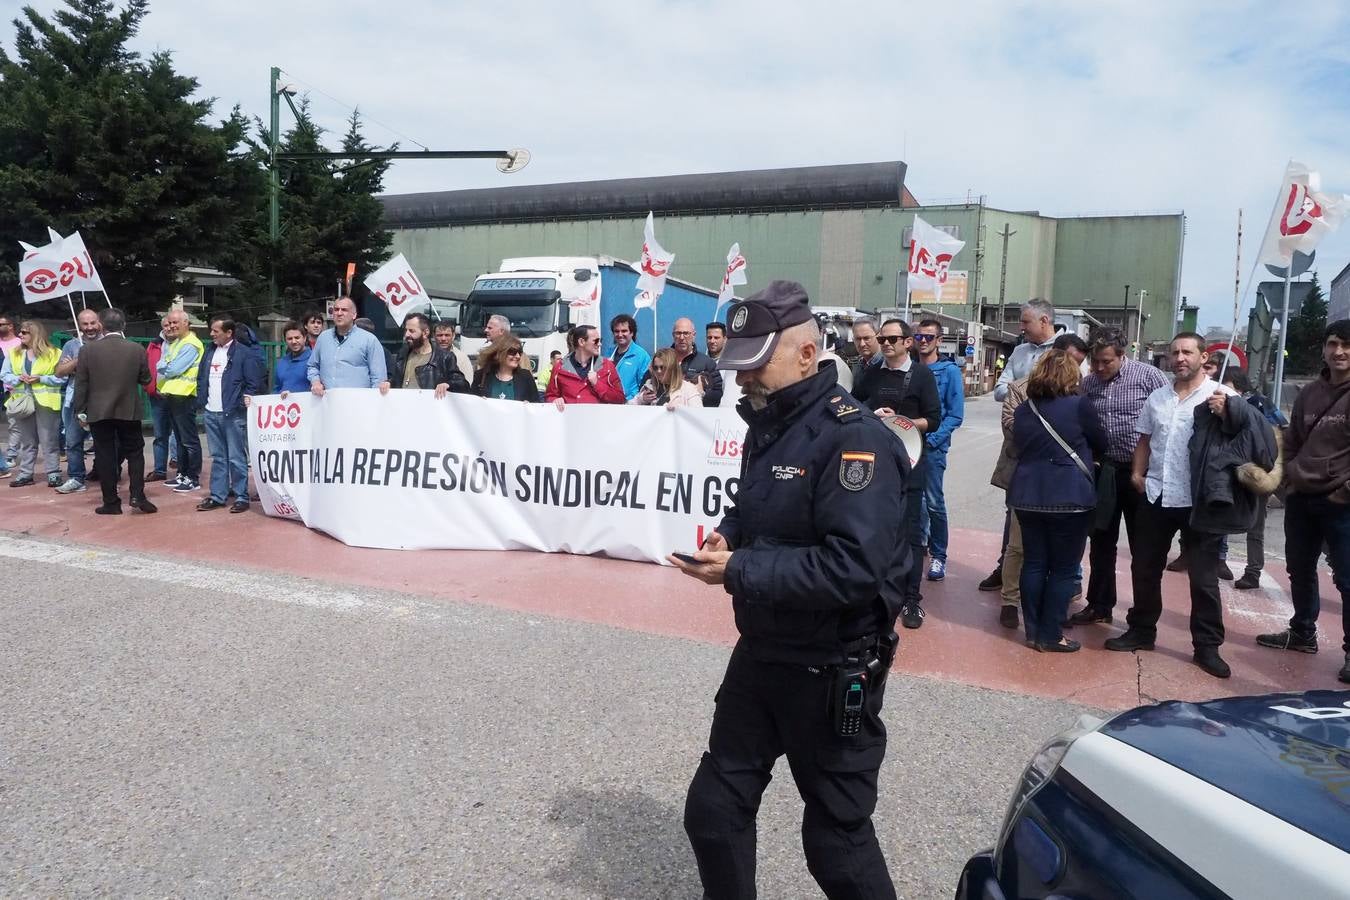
[379,161,1185,349]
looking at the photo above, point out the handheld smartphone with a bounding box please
[672,552,699,565]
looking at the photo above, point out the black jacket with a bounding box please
[392,344,471,394]
[1187,391,1277,534]
[718,364,912,665]
[472,367,540,403]
[851,358,942,467]
[676,348,723,407]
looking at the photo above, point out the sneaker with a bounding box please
[53,478,87,494]
[172,478,200,493]
[1217,562,1234,581]
[46,474,62,487]
[8,476,34,488]
[1165,553,1188,573]
[1193,647,1231,679]
[1104,629,1156,652]
[163,475,185,488]
[0,469,10,479]
[1234,572,1261,590]
[1255,628,1318,654]
[1067,606,1113,626]
[978,566,1003,592]
[999,605,1020,629]
[927,558,946,582]
[900,603,925,630]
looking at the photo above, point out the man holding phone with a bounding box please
[670,281,911,900]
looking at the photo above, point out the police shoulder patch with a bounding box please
[839,451,876,491]
[828,395,861,420]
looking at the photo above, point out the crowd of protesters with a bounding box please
[1,295,1347,685]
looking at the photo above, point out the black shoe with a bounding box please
[999,605,1019,629]
[196,498,225,511]
[900,603,925,629]
[229,500,250,514]
[8,476,34,487]
[144,471,166,483]
[1339,653,1350,685]
[1165,553,1188,573]
[1105,629,1156,652]
[1255,628,1318,654]
[1067,606,1113,626]
[1041,637,1081,653]
[1193,647,1231,679]
[1234,572,1261,590]
[94,503,122,515]
[1217,562,1234,581]
[130,498,157,514]
[978,567,1003,592]
[86,469,99,481]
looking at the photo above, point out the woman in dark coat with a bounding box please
[472,335,540,402]
[1010,350,1107,652]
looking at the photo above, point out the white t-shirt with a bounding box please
[205,342,231,412]
[1135,377,1234,507]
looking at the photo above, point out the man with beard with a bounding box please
[672,316,723,407]
[672,281,908,900]
[382,313,469,398]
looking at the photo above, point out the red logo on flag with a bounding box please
[1281,184,1323,237]
[640,242,671,278]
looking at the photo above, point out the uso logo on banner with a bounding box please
[256,401,302,431]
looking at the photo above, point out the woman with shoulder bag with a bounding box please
[0,320,66,488]
[1009,350,1107,652]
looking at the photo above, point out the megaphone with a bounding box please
[877,414,923,469]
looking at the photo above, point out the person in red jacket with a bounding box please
[546,325,625,407]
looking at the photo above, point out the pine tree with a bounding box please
[1285,272,1328,376]
[0,0,265,322]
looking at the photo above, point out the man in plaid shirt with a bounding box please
[1069,326,1167,625]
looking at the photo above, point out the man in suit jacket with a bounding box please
[73,307,156,515]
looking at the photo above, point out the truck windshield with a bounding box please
[462,290,559,338]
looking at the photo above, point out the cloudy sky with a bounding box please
[7,0,1350,327]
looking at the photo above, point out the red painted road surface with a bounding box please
[4,459,1343,710]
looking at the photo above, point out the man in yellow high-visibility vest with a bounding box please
[156,309,204,493]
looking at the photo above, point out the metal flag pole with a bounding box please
[1217,210,1242,385]
[98,289,112,308]
[1271,267,1294,410]
[65,294,80,333]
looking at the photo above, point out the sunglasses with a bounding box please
[19,329,32,336]
[506,349,522,356]
[651,365,667,373]
[878,335,906,345]
[912,334,938,343]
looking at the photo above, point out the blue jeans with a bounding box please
[148,394,176,475]
[1284,493,1350,652]
[163,396,201,480]
[203,409,248,503]
[921,447,949,561]
[62,403,89,482]
[1016,510,1092,646]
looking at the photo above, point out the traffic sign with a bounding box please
[965,335,976,346]
[964,345,975,357]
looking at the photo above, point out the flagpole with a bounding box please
[1217,209,1242,385]
[65,294,80,333]
[99,289,111,308]
[1271,269,1294,410]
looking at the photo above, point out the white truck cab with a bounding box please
[458,257,603,371]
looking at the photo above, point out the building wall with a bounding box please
[386,205,1183,345]
[1331,261,1350,323]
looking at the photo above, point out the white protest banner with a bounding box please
[248,390,747,564]
[364,253,429,325]
[18,228,106,304]
[717,242,748,306]
[635,211,675,295]
[1257,161,1349,268]
[907,216,965,302]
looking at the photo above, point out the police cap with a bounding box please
[718,280,815,371]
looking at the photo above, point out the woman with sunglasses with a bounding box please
[1,320,66,487]
[631,347,703,409]
[472,335,540,402]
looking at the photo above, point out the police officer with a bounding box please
[670,281,910,900]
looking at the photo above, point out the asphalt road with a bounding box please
[0,533,1099,899]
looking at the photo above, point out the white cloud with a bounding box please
[9,0,1350,324]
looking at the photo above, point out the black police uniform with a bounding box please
[683,361,911,900]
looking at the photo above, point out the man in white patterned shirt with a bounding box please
[1105,332,1237,678]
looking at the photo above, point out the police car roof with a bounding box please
[1098,690,1350,851]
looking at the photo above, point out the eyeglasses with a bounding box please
[912,334,937,343]
[878,335,906,345]
[673,330,694,337]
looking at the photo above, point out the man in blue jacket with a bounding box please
[273,321,312,395]
[608,314,651,401]
[914,319,965,581]
[196,315,266,514]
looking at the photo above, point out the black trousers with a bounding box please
[1127,499,1225,648]
[901,457,927,606]
[90,418,145,507]
[1085,461,1144,611]
[684,641,896,900]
